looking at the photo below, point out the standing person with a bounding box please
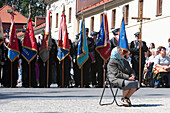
[83,28,94,88]
[149,43,155,56]
[110,28,120,51]
[130,32,148,85]
[2,30,19,88]
[90,31,104,88]
[107,47,139,107]
[49,39,57,85]
[72,34,81,87]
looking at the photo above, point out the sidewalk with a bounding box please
[0,87,170,113]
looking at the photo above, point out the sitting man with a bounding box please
[107,47,139,107]
[153,46,170,88]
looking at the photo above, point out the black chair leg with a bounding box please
[113,88,122,106]
[99,82,115,106]
[99,81,122,106]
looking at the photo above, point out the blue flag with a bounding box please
[77,18,89,68]
[95,12,111,61]
[119,17,129,55]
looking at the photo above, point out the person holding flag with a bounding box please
[130,32,148,85]
[96,11,111,87]
[2,5,20,87]
[77,18,90,88]
[39,6,52,88]
[57,8,71,88]
[21,4,37,88]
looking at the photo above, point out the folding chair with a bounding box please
[99,80,122,106]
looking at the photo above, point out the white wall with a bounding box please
[50,0,77,42]
[50,0,170,48]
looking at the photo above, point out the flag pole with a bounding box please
[103,4,106,87]
[62,61,64,88]
[29,62,31,87]
[11,62,12,88]
[28,4,32,88]
[61,4,65,88]
[103,61,105,87]
[47,59,49,87]
[8,5,15,88]
[46,6,50,88]
[81,66,83,88]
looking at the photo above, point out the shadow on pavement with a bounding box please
[132,104,163,107]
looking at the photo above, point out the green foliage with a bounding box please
[0,0,46,22]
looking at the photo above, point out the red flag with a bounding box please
[57,14,70,61]
[39,9,52,62]
[23,14,37,51]
[95,11,111,61]
[7,13,20,62]
[22,12,37,63]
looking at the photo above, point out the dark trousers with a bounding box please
[73,60,81,86]
[22,58,37,87]
[132,61,144,84]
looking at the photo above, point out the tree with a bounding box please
[0,0,46,22]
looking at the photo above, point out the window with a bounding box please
[56,13,58,28]
[69,8,72,23]
[124,5,129,25]
[100,13,104,24]
[112,9,116,29]
[138,0,143,18]
[157,0,162,16]
[90,17,94,33]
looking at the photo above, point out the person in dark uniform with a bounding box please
[83,28,95,88]
[38,33,49,88]
[22,45,37,88]
[110,28,120,50]
[130,32,148,85]
[72,34,81,87]
[49,39,58,85]
[1,29,18,87]
[58,35,73,88]
[90,31,104,88]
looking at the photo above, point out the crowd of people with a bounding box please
[0,27,170,89]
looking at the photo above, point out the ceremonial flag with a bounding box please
[22,11,37,63]
[0,14,4,45]
[57,14,70,61]
[77,18,89,68]
[119,17,129,55]
[96,11,111,61]
[7,13,20,62]
[39,9,52,62]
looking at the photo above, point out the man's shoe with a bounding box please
[154,85,159,88]
[141,83,146,87]
[125,97,131,106]
[84,85,91,88]
[121,98,130,107]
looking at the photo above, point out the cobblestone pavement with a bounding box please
[0,87,170,113]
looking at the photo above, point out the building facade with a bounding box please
[46,0,169,48]
[0,5,27,33]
